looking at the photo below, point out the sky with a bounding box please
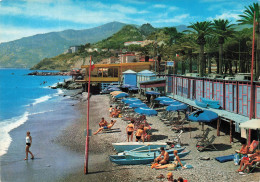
[0,0,258,43]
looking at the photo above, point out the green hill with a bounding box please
[94,25,144,49]
[0,21,126,68]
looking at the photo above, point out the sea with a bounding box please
[0,68,71,157]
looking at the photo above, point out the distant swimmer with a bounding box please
[24,131,34,160]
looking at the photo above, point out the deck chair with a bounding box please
[245,161,260,173]
[167,130,183,145]
[195,128,211,141]
[196,135,217,152]
[171,118,186,132]
[248,140,259,154]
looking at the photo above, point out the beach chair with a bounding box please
[196,135,217,152]
[171,118,186,132]
[245,161,260,173]
[167,130,183,145]
[195,128,211,141]
[248,140,259,154]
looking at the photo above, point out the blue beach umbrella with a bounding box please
[134,107,158,116]
[188,110,218,123]
[115,92,129,99]
[122,97,139,102]
[128,86,139,91]
[160,100,181,106]
[124,99,142,105]
[121,84,135,88]
[108,87,121,91]
[145,91,161,95]
[166,103,188,111]
[129,102,148,108]
[154,96,172,101]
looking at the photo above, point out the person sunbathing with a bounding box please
[154,147,170,165]
[235,139,249,154]
[135,124,144,142]
[99,117,108,127]
[126,119,135,142]
[94,120,117,135]
[237,149,260,172]
[153,150,185,169]
[110,106,121,118]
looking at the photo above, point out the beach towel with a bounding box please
[215,154,234,163]
[233,153,247,165]
[175,164,193,170]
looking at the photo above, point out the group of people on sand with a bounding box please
[109,105,121,118]
[94,117,117,135]
[165,173,186,182]
[126,119,152,142]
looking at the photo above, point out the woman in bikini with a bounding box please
[126,119,135,142]
[24,131,34,160]
[135,124,144,142]
[94,120,117,135]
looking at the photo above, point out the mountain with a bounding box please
[139,23,157,36]
[0,21,126,68]
[94,25,144,49]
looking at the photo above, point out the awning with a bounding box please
[139,78,166,88]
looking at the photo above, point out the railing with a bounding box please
[166,75,260,119]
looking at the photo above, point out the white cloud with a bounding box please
[169,6,178,11]
[153,4,167,8]
[152,14,190,24]
[215,12,240,20]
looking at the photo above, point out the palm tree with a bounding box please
[212,19,235,75]
[238,2,259,80]
[188,21,212,76]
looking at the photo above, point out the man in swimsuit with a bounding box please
[94,120,117,135]
[126,119,135,142]
[153,150,185,169]
[154,147,170,164]
[99,117,108,127]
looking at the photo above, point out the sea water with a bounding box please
[0,68,70,157]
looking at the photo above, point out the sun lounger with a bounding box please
[196,135,217,152]
[167,130,183,145]
[195,128,211,141]
[248,140,259,154]
[245,161,260,173]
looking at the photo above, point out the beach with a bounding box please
[1,92,260,182]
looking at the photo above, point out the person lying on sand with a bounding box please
[99,117,108,127]
[110,106,121,118]
[237,149,260,172]
[126,119,135,142]
[94,120,117,135]
[135,124,144,142]
[154,147,170,165]
[152,150,185,169]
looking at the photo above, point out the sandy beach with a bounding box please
[57,94,260,182]
[1,92,260,182]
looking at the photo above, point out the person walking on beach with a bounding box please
[135,124,144,142]
[126,119,135,142]
[25,131,34,160]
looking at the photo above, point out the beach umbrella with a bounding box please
[188,110,218,123]
[128,86,139,91]
[240,119,260,148]
[108,87,121,91]
[134,107,157,116]
[145,91,161,95]
[115,92,129,99]
[129,102,148,108]
[110,91,123,96]
[166,103,188,111]
[124,99,142,105]
[160,100,180,106]
[121,84,135,88]
[122,98,139,102]
[154,96,173,101]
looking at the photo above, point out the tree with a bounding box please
[212,19,235,74]
[188,21,212,76]
[238,2,259,80]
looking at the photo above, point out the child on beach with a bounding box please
[24,131,34,160]
[126,119,135,142]
[94,120,117,135]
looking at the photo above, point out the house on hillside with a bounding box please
[64,45,80,54]
[124,41,143,46]
[119,54,137,63]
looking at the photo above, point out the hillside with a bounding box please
[94,25,144,49]
[0,21,126,68]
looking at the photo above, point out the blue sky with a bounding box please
[0,0,258,43]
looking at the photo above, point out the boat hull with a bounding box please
[110,150,190,165]
[112,142,167,153]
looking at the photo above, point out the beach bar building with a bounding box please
[137,70,156,88]
[164,74,260,143]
